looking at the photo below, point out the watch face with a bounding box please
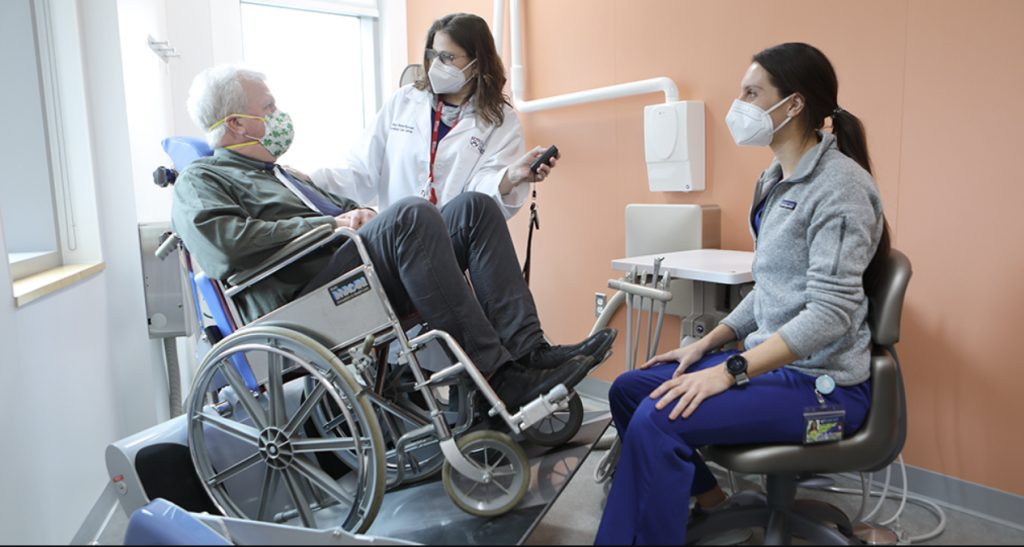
[727,355,746,374]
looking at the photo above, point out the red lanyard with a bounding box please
[427,98,463,205]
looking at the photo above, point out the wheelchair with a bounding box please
[151,137,594,534]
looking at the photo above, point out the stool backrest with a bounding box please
[865,248,912,471]
[867,249,912,347]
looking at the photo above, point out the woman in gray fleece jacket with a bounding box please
[596,43,890,545]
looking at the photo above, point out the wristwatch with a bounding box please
[725,355,750,387]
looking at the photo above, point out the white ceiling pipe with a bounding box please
[508,0,679,113]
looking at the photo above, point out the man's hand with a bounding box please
[334,209,377,230]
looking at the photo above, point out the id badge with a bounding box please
[803,404,846,444]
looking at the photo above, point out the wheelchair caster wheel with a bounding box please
[520,391,584,447]
[442,430,530,517]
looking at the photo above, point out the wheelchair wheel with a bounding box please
[442,430,530,517]
[186,326,386,533]
[520,391,584,447]
[311,358,451,487]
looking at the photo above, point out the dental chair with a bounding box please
[686,249,912,545]
[117,137,593,535]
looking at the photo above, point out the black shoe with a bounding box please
[521,328,618,370]
[490,355,591,411]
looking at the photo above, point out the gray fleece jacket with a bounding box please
[721,132,884,385]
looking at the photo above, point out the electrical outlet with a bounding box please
[595,293,607,317]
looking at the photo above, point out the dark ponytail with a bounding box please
[830,109,872,176]
[832,107,890,292]
[753,43,890,292]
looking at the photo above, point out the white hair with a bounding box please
[186,64,267,147]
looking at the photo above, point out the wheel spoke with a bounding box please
[292,436,370,453]
[207,452,263,486]
[219,361,267,430]
[323,413,351,431]
[267,350,286,428]
[488,452,509,472]
[284,380,328,437]
[197,411,260,445]
[257,466,281,522]
[281,468,316,528]
[386,361,408,385]
[291,454,356,506]
[488,478,511,496]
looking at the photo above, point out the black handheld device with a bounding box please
[529,145,559,174]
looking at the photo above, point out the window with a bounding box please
[0,0,63,280]
[0,0,103,303]
[239,0,381,173]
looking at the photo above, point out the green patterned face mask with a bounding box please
[211,110,295,158]
[255,110,294,158]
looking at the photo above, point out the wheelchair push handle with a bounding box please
[155,233,181,260]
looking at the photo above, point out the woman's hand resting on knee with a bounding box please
[640,344,708,378]
[649,365,734,420]
[639,323,741,420]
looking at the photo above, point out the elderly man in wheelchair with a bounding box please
[153,64,617,533]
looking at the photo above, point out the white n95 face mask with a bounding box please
[428,58,477,94]
[725,94,796,147]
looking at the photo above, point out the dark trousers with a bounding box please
[595,350,872,545]
[301,192,544,375]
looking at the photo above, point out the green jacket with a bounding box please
[170,148,360,323]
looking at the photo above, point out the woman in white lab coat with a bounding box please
[309,12,557,220]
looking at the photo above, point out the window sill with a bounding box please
[12,262,105,307]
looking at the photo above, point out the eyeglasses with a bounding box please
[425,49,469,66]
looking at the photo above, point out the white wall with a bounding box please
[0,0,163,543]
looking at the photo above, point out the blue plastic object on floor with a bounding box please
[124,498,230,545]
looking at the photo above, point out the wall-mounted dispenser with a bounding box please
[644,101,705,192]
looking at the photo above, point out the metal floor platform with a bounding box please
[357,410,612,545]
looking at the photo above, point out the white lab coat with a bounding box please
[310,85,529,220]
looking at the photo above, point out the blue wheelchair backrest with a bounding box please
[162,136,213,171]
[162,136,257,392]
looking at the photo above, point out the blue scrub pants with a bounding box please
[594,350,871,545]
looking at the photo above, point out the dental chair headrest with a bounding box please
[162,136,213,171]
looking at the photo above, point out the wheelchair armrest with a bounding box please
[225,224,339,294]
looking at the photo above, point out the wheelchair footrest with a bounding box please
[517,384,571,431]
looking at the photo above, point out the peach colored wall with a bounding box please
[406,0,1024,496]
